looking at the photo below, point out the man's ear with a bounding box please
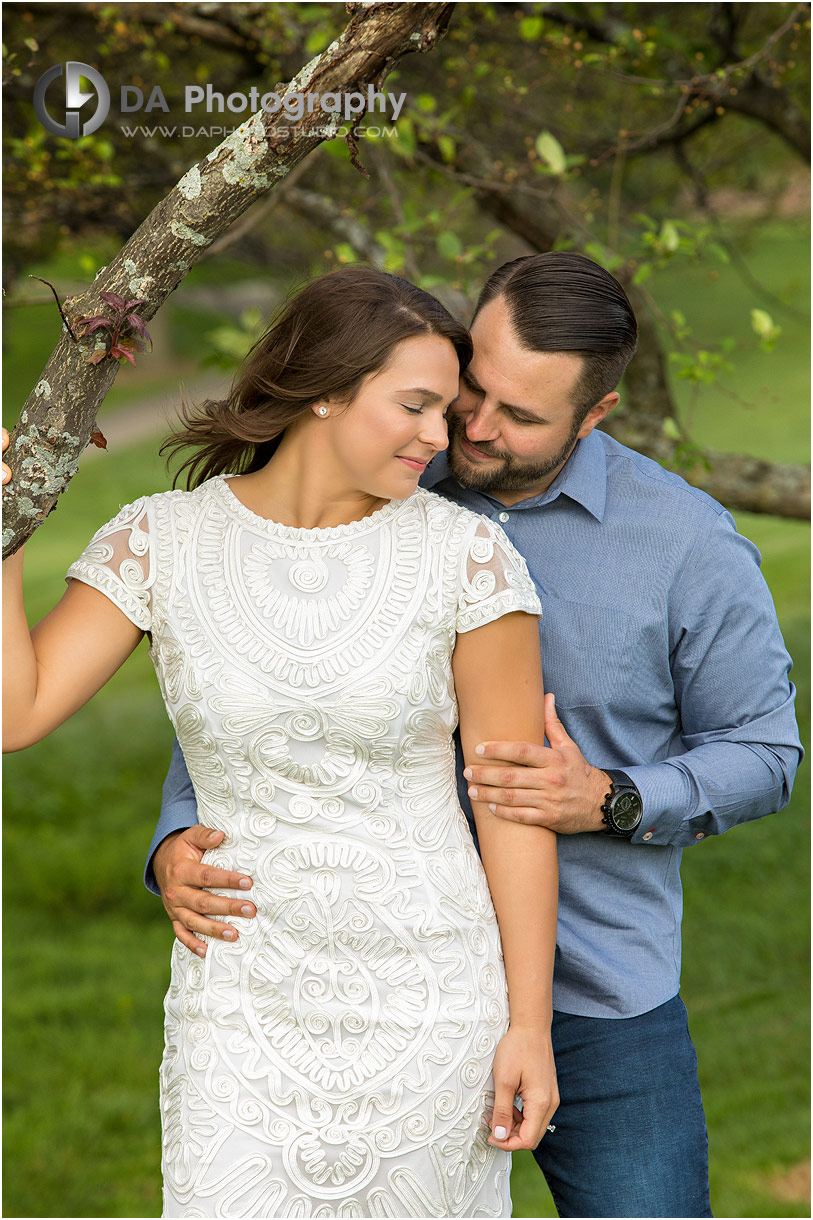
[577,391,619,439]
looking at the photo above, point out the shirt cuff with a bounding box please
[144,808,199,895]
[623,762,695,845]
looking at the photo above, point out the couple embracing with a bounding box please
[4,253,800,1219]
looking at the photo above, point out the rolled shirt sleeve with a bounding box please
[626,512,802,846]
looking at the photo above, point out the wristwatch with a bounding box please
[600,770,643,837]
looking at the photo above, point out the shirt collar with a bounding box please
[423,430,608,522]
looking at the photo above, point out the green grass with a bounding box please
[3,441,173,1217]
[3,224,809,1218]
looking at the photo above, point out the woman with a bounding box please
[3,267,558,1218]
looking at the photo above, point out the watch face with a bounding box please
[613,792,642,830]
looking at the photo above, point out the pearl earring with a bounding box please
[317,406,329,417]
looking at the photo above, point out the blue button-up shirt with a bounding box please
[147,430,801,1018]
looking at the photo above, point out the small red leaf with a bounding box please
[79,317,113,334]
[89,427,108,450]
[123,299,147,312]
[111,345,137,365]
[126,313,148,336]
[99,290,126,311]
[86,349,108,364]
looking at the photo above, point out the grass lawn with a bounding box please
[3,224,809,1218]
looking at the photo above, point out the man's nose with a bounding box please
[463,399,500,443]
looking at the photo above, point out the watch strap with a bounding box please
[600,769,643,837]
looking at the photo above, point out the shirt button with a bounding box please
[695,832,705,840]
[498,511,509,523]
[642,832,653,841]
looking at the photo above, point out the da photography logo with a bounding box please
[34,61,110,138]
[32,66,405,140]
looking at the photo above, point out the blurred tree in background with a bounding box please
[2,1,810,513]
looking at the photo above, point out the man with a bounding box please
[146,253,801,1218]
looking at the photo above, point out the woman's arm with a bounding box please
[3,548,144,751]
[452,609,558,1151]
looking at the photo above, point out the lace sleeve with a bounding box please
[65,496,153,630]
[456,516,542,634]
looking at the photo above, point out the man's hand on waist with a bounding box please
[154,825,257,957]
[464,693,608,834]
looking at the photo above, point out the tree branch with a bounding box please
[285,187,388,267]
[589,3,809,166]
[3,1,455,557]
[709,71,810,162]
[683,451,810,520]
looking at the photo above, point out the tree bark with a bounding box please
[3,1,455,557]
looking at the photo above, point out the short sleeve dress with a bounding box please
[67,478,542,1219]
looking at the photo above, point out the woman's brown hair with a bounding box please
[162,266,472,489]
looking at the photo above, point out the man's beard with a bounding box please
[446,411,582,495]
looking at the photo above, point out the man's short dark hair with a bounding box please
[473,252,638,420]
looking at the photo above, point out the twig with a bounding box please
[374,150,421,280]
[28,276,78,341]
[599,4,805,91]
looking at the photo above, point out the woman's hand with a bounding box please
[488,1023,559,1151]
[2,427,10,485]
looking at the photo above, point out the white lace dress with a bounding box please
[67,478,541,1219]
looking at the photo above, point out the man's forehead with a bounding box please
[465,342,583,401]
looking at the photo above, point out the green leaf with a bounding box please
[374,230,399,255]
[660,220,680,253]
[662,417,682,441]
[632,262,653,285]
[437,231,463,260]
[534,131,567,176]
[520,15,544,40]
[417,94,436,113]
[751,308,782,350]
[584,241,609,264]
[751,308,777,339]
[438,135,456,164]
[394,118,416,157]
[707,241,730,265]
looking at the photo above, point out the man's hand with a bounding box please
[464,693,610,833]
[153,826,257,957]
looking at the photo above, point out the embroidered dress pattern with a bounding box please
[67,479,541,1219]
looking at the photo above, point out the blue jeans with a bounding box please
[533,995,712,1218]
